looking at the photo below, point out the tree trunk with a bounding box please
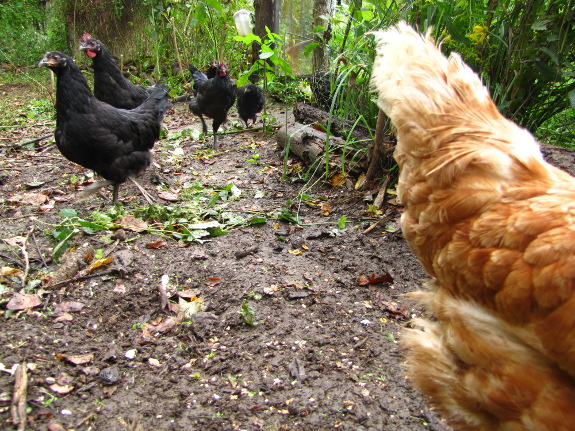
[253,0,281,64]
[312,0,335,73]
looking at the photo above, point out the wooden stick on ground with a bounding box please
[10,362,28,431]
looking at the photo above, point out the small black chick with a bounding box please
[189,61,236,149]
[236,84,264,128]
[38,51,169,202]
[79,33,149,109]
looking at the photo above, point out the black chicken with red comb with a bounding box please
[189,61,236,149]
[79,33,149,109]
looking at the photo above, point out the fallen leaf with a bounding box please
[49,383,74,395]
[118,216,148,233]
[1,267,24,278]
[320,202,332,216]
[54,313,74,322]
[54,301,85,314]
[358,272,393,286]
[84,257,113,273]
[157,190,179,202]
[3,236,26,247]
[330,173,346,187]
[148,358,161,367]
[146,240,167,249]
[113,280,126,294]
[380,300,409,319]
[61,354,94,366]
[82,366,100,376]
[354,173,366,190]
[142,315,183,336]
[204,277,221,287]
[6,292,41,310]
[288,249,302,256]
[9,192,48,206]
[367,272,393,284]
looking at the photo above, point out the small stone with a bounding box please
[98,367,119,385]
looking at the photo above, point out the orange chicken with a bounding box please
[371,23,575,430]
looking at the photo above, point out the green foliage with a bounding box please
[0,0,67,66]
[239,299,256,326]
[50,208,112,262]
[3,0,574,149]
[234,29,293,87]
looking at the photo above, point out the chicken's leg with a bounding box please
[212,121,222,149]
[199,115,208,136]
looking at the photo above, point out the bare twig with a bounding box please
[0,254,24,268]
[45,269,116,290]
[19,226,34,287]
[10,362,28,431]
[362,219,382,235]
[8,134,52,151]
[31,229,48,268]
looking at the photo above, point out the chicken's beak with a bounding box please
[38,56,56,68]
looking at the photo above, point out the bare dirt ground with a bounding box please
[1,80,574,431]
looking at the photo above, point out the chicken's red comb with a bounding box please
[81,33,92,42]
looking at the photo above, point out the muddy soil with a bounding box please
[0,81,573,431]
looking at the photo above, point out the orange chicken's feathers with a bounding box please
[371,22,575,430]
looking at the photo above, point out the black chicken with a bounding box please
[187,59,218,94]
[38,51,169,203]
[189,61,236,149]
[79,33,149,110]
[236,84,264,128]
[172,60,220,104]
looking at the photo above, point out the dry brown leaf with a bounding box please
[84,257,113,274]
[54,301,85,314]
[113,280,126,294]
[204,277,221,287]
[54,313,74,322]
[354,173,366,190]
[357,275,369,286]
[3,236,26,247]
[157,191,179,202]
[146,240,167,249]
[6,293,41,310]
[62,354,94,366]
[1,267,24,278]
[8,192,48,206]
[118,216,148,233]
[142,315,183,336]
[320,202,332,215]
[330,173,346,187]
[49,383,74,395]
